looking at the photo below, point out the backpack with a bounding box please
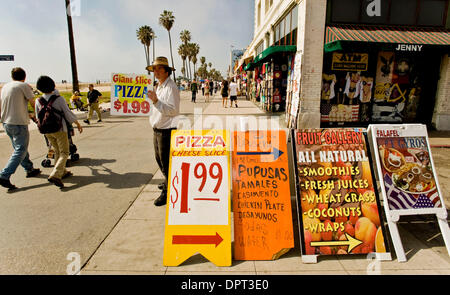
[37,95,64,134]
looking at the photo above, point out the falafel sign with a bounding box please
[368,124,450,261]
[292,128,390,263]
[232,130,294,260]
[110,73,152,116]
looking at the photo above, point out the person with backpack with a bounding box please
[0,67,41,190]
[35,76,83,188]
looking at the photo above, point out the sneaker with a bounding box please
[97,119,102,123]
[48,177,64,188]
[154,191,167,206]
[0,178,18,190]
[26,168,41,178]
[83,119,90,125]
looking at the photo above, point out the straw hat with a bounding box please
[146,56,175,72]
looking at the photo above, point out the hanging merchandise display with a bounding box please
[320,46,440,126]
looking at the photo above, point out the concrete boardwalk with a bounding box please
[82,92,450,275]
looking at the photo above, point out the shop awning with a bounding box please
[244,62,254,71]
[325,25,450,52]
[253,45,297,66]
[239,56,254,71]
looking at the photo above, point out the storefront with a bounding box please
[320,0,450,127]
[245,45,296,112]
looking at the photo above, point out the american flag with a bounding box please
[321,104,359,122]
[383,173,441,210]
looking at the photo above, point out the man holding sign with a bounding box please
[146,56,180,206]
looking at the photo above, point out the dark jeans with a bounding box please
[153,127,176,192]
[192,92,196,102]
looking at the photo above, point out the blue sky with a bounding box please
[0,0,254,83]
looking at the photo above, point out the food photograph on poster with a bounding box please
[376,135,441,210]
[292,128,390,258]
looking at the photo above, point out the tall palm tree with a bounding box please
[180,30,191,45]
[178,44,188,79]
[186,43,196,81]
[191,43,200,80]
[179,30,191,78]
[65,0,79,92]
[200,56,206,67]
[136,25,154,74]
[159,10,176,79]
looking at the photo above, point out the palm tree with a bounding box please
[178,44,190,79]
[179,30,191,78]
[186,43,197,81]
[159,10,176,79]
[136,25,154,74]
[65,0,79,92]
[191,43,200,80]
[180,30,191,45]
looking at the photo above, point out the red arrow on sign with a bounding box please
[172,232,223,247]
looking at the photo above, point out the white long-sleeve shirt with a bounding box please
[149,77,180,129]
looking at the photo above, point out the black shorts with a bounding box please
[230,95,237,101]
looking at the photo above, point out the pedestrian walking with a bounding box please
[146,56,180,206]
[229,78,238,108]
[191,79,198,103]
[209,80,214,96]
[83,84,102,125]
[0,67,41,190]
[204,82,210,102]
[201,82,205,96]
[35,76,83,188]
[221,80,229,108]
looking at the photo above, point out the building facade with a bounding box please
[240,0,450,130]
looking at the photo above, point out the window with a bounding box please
[418,0,448,26]
[286,10,291,37]
[273,4,299,46]
[328,0,449,27]
[292,5,298,30]
[280,18,285,41]
[390,0,417,25]
[331,0,360,23]
[274,23,279,43]
[256,41,264,56]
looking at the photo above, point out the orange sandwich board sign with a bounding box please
[232,130,294,260]
[368,124,450,262]
[291,128,391,263]
[163,130,232,266]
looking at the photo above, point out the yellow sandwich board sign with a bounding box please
[163,130,232,266]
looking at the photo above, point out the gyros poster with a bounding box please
[292,128,389,256]
[375,128,442,210]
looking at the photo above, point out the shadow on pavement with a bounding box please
[60,162,153,191]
